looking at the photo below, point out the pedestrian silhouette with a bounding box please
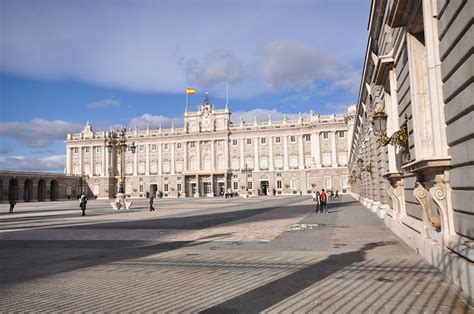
[149,194,155,211]
[80,195,88,216]
[9,199,16,213]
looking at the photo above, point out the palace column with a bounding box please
[311,132,321,168]
[90,145,95,176]
[133,146,138,176]
[298,135,305,169]
[283,136,289,170]
[196,141,201,171]
[102,145,106,176]
[145,144,150,175]
[269,137,274,171]
[254,137,259,171]
[240,138,245,168]
[158,144,163,175]
[66,147,72,175]
[171,143,175,175]
[211,140,215,170]
[331,131,337,167]
[195,174,200,197]
[79,147,84,175]
[183,141,188,171]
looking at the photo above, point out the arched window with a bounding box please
[217,155,225,170]
[232,158,239,170]
[203,155,211,170]
[190,156,196,171]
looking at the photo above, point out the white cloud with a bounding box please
[0,1,369,96]
[261,40,360,92]
[129,114,183,129]
[184,51,242,88]
[0,119,82,148]
[87,98,120,109]
[0,155,66,172]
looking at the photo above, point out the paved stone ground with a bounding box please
[0,196,472,313]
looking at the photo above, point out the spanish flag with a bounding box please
[186,88,196,94]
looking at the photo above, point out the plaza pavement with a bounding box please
[0,195,472,313]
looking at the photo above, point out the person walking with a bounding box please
[80,195,88,216]
[315,191,321,213]
[149,194,155,212]
[8,199,16,214]
[335,190,340,199]
[312,190,317,203]
[321,189,328,214]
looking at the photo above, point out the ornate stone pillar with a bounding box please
[66,147,71,175]
[145,144,150,175]
[211,140,215,170]
[158,144,162,175]
[133,146,138,176]
[183,141,188,171]
[171,143,175,175]
[254,137,259,171]
[330,131,337,167]
[311,132,321,167]
[240,138,245,168]
[283,136,289,170]
[298,135,304,169]
[90,145,95,176]
[269,136,274,171]
[196,141,201,171]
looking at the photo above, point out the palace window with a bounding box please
[203,182,211,194]
[232,158,239,170]
[190,142,196,148]
[341,177,348,188]
[322,132,329,139]
[176,161,183,172]
[276,180,282,189]
[325,178,332,189]
[304,134,311,141]
[203,155,211,170]
[275,137,281,144]
[152,144,157,151]
[290,135,296,143]
[177,143,182,149]
[290,179,297,190]
[217,140,223,147]
[139,145,144,152]
[85,147,90,153]
[247,181,253,190]
[138,162,145,174]
[74,148,78,154]
[139,185,144,192]
[164,184,169,192]
[164,143,169,150]
[289,156,298,168]
[233,181,238,191]
[190,156,196,170]
[246,138,252,145]
[260,137,266,144]
[96,146,101,153]
[339,131,345,138]
[322,153,331,166]
[177,183,182,192]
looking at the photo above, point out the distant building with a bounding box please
[65,94,355,199]
[349,0,473,297]
[0,171,80,202]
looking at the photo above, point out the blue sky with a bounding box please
[0,0,371,172]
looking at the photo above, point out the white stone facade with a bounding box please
[350,0,473,299]
[65,97,355,199]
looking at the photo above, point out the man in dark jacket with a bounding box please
[80,195,88,216]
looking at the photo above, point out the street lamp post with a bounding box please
[80,172,89,197]
[106,127,136,209]
[240,163,253,198]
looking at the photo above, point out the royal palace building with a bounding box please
[349,0,473,297]
[65,95,355,199]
